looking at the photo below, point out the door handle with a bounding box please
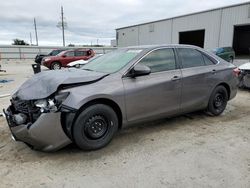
[171,76,181,81]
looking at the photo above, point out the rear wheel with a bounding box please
[51,62,61,70]
[207,86,228,116]
[72,104,118,150]
[229,56,234,63]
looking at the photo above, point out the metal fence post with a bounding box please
[18,47,22,60]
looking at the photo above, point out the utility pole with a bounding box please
[61,6,65,46]
[57,6,67,46]
[34,18,38,46]
[30,32,32,45]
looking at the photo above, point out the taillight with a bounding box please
[233,68,241,77]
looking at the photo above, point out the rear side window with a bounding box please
[138,48,176,73]
[65,51,75,57]
[202,54,216,65]
[75,51,87,56]
[178,48,205,68]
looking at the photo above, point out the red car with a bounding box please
[41,49,95,70]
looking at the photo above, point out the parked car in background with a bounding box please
[35,49,66,64]
[212,47,235,63]
[67,54,103,68]
[4,45,238,152]
[42,49,95,70]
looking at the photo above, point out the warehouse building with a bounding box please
[116,2,250,55]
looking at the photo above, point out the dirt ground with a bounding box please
[0,60,250,188]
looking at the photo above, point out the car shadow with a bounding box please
[51,110,208,155]
[3,102,244,164]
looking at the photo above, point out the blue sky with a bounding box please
[0,0,248,46]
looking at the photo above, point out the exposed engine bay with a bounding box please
[238,62,250,89]
[6,91,70,127]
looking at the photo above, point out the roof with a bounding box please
[116,1,250,30]
[64,48,92,52]
[123,44,202,50]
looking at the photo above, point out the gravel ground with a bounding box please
[0,60,250,188]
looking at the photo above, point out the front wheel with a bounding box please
[51,62,61,70]
[72,104,118,150]
[207,86,228,116]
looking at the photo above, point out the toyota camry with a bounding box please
[3,45,238,152]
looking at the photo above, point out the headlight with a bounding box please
[34,99,57,113]
[34,92,69,113]
[34,99,47,108]
[44,58,51,62]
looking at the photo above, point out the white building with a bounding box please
[116,2,250,55]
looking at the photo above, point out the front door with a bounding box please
[122,48,182,123]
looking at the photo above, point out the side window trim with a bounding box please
[136,48,177,73]
[177,48,208,69]
[66,51,75,57]
[123,47,177,78]
[199,51,218,65]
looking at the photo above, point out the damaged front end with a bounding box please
[3,69,108,151]
[238,63,250,89]
[3,92,73,152]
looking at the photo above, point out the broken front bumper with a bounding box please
[3,108,72,152]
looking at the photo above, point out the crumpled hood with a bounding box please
[14,68,108,100]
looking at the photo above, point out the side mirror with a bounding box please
[130,64,151,78]
[62,54,67,58]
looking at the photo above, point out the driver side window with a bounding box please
[65,51,75,57]
[138,48,176,73]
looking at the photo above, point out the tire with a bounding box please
[72,104,118,150]
[229,56,234,63]
[207,86,228,116]
[51,62,61,70]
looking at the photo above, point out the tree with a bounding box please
[12,39,29,45]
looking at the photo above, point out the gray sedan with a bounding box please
[4,45,239,152]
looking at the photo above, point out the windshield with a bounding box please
[81,49,142,73]
[56,51,66,56]
[49,50,62,56]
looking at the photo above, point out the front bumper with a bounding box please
[4,108,72,152]
[41,60,50,68]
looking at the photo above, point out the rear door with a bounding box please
[62,51,76,66]
[177,48,217,113]
[123,48,182,123]
[75,51,88,61]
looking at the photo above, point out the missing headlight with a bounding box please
[34,99,57,113]
[34,92,69,113]
[34,99,47,108]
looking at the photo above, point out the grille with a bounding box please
[12,100,30,113]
